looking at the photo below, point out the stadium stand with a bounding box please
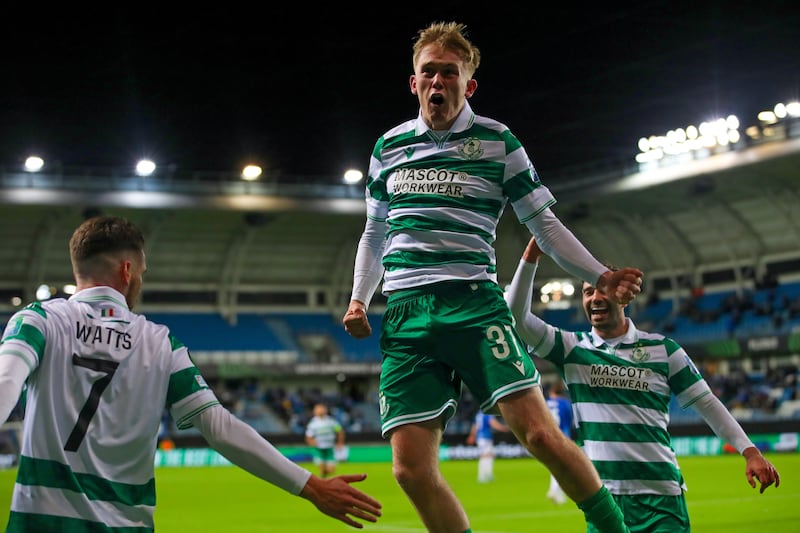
[1,112,799,442]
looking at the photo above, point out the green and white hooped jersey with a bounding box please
[0,286,219,531]
[366,101,556,293]
[305,415,341,449]
[533,318,711,496]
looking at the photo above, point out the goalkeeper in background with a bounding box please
[0,215,381,532]
[506,237,780,532]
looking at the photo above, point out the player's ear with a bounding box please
[410,74,418,95]
[119,259,132,285]
[465,78,477,98]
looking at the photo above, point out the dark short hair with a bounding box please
[70,215,144,264]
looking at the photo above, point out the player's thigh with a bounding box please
[434,282,539,408]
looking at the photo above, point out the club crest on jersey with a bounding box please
[630,346,650,363]
[458,137,483,160]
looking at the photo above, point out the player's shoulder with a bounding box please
[134,313,186,348]
[381,118,417,141]
[472,112,510,134]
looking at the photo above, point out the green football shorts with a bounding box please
[313,448,336,465]
[378,280,540,437]
[587,493,690,533]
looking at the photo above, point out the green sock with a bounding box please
[577,486,629,533]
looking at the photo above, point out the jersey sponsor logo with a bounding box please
[457,137,484,160]
[513,360,526,375]
[390,168,468,198]
[194,375,209,388]
[75,321,132,349]
[588,364,652,391]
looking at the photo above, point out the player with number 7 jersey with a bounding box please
[0,290,216,530]
[0,215,383,533]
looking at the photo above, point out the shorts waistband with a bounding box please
[387,280,497,302]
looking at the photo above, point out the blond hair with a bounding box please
[412,21,481,77]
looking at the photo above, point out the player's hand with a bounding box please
[522,237,544,264]
[343,302,372,339]
[300,473,382,529]
[743,447,780,493]
[597,267,644,306]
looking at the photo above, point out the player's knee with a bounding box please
[519,422,560,456]
[392,460,435,493]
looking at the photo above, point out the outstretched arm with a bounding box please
[194,406,382,528]
[692,393,780,493]
[525,208,643,305]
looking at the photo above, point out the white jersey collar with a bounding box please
[414,101,476,136]
[590,317,638,348]
[70,286,130,310]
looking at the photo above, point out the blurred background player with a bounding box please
[466,411,510,483]
[305,403,346,478]
[545,380,574,504]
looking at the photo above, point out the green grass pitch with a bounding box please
[1,453,797,532]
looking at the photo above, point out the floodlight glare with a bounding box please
[36,284,52,301]
[24,156,44,172]
[241,165,262,181]
[343,169,363,184]
[135,159,156,176]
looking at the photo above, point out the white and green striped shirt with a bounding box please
[530,316,711,496]
[305,415,342,449]
[365,101,555,292]
[0,286,219,531]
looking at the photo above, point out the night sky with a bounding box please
[2,2,798,182]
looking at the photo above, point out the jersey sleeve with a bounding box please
[364,136,390,221]
[665,339,713,408]
[165,334,219,429]
[499,131,556,222]
[0,303,48,371]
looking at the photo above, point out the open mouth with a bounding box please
[430,93,444,105]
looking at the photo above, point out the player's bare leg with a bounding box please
[390,419,470,533]
[499,388,603,499]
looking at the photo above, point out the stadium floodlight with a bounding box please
[241,165,262,181]
[343,169,363,184]
[784,102,800,117]
[135,159,156,176]
[24,155,44,172]
[35,284,53,301]
[63,284,77,295]
[758,110,777,124]
[10,296,22,307]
